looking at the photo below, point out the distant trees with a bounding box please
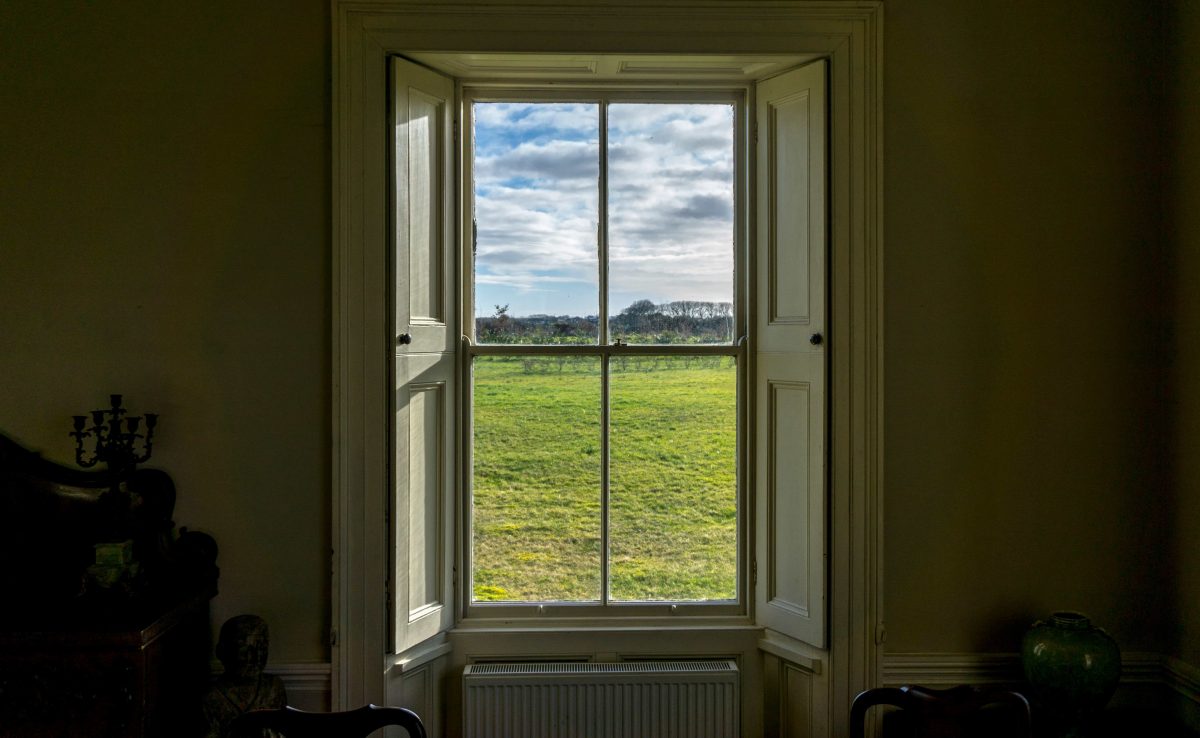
[610,299,733,342]
[476,311,597,344]
[661,300,732,321]
[621,299,657,318]
[475,299,733,345]
[490,304,510,333]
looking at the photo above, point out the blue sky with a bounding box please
[473,101,734,318]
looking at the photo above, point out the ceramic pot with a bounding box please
[1021,611,1120,735]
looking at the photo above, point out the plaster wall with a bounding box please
[0,0,1182,666]
[883,0,1171,653]
[1170,0,1200,667]
[0,0,331,661]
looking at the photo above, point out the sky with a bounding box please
[473,101,734,319]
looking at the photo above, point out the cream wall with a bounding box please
[1170,0,1200,668]
[0,0,1187,667]
[883,0,1173,654]
[0,1,331,662]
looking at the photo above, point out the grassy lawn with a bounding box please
[472,355,737,602]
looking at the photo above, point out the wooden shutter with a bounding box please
[391,56,457,654]
[754,60,828,647]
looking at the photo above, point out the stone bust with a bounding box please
[202,615,287,738]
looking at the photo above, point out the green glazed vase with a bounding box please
[1021,611,1121,736]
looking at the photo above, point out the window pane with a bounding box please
[473,102,600,344]
[472,355,602,601]
[609,355,737,601]
[608,104,735,345]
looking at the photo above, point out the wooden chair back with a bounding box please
[850,685,1031,738]
[230,704,427,738]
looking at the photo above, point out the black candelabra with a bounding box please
[71,394,158,475]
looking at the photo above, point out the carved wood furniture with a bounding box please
[850,684,1033,738]
[0,594,212,736]
[230,705,428,738]
[0,433,218,737]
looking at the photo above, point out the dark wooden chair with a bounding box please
[230,704,427,738]
[850,685,1032,738]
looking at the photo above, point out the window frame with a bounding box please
[460,86,751,619]
[332,6,883,732]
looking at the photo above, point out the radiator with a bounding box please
[462,660,739,738]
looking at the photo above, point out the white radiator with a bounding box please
[462,660,740,738]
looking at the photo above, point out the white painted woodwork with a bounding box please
[334,6,883,736]
[405,52,817,82]
[755,60,828,650]
[757,62,827,355]
[391,57,458,657]
[386,638,453,738]
[783,658,815,738]
[393,57,455,354]
[393,354,456,651]
[764,651,823,738]
[267,663,334,712]
[456,83,745,623]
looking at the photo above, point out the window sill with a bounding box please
[757,629,824,674]
[451,615,760,634]
[389,637,453,673]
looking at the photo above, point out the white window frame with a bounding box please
[332,4,883,735]
[461,86,750,620]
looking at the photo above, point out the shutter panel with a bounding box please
[754,60,827,647]
[392,56,457,654]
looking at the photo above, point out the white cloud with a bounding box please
[606,103,734,309]
[477,139,599,184]
[473,101,734,317]
[475,102,598,139]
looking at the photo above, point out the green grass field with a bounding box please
[472,355,737,602]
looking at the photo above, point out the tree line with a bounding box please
[477,300,734,344]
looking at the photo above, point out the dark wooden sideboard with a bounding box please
[0,595,212,737]
[0,433,218,737]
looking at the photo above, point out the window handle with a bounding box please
[399,333,413,345]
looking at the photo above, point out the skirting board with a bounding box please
[1166,656,1200,702]
[266,662,332,712]
[882,652,1168,686]
[263,656,1198,722]
[882,652,1199,727]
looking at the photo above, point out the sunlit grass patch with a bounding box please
[471,356,737,603]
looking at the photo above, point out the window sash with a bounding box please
[461,87,747,346]
[462,89,749,618]
[464,346,745,617]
